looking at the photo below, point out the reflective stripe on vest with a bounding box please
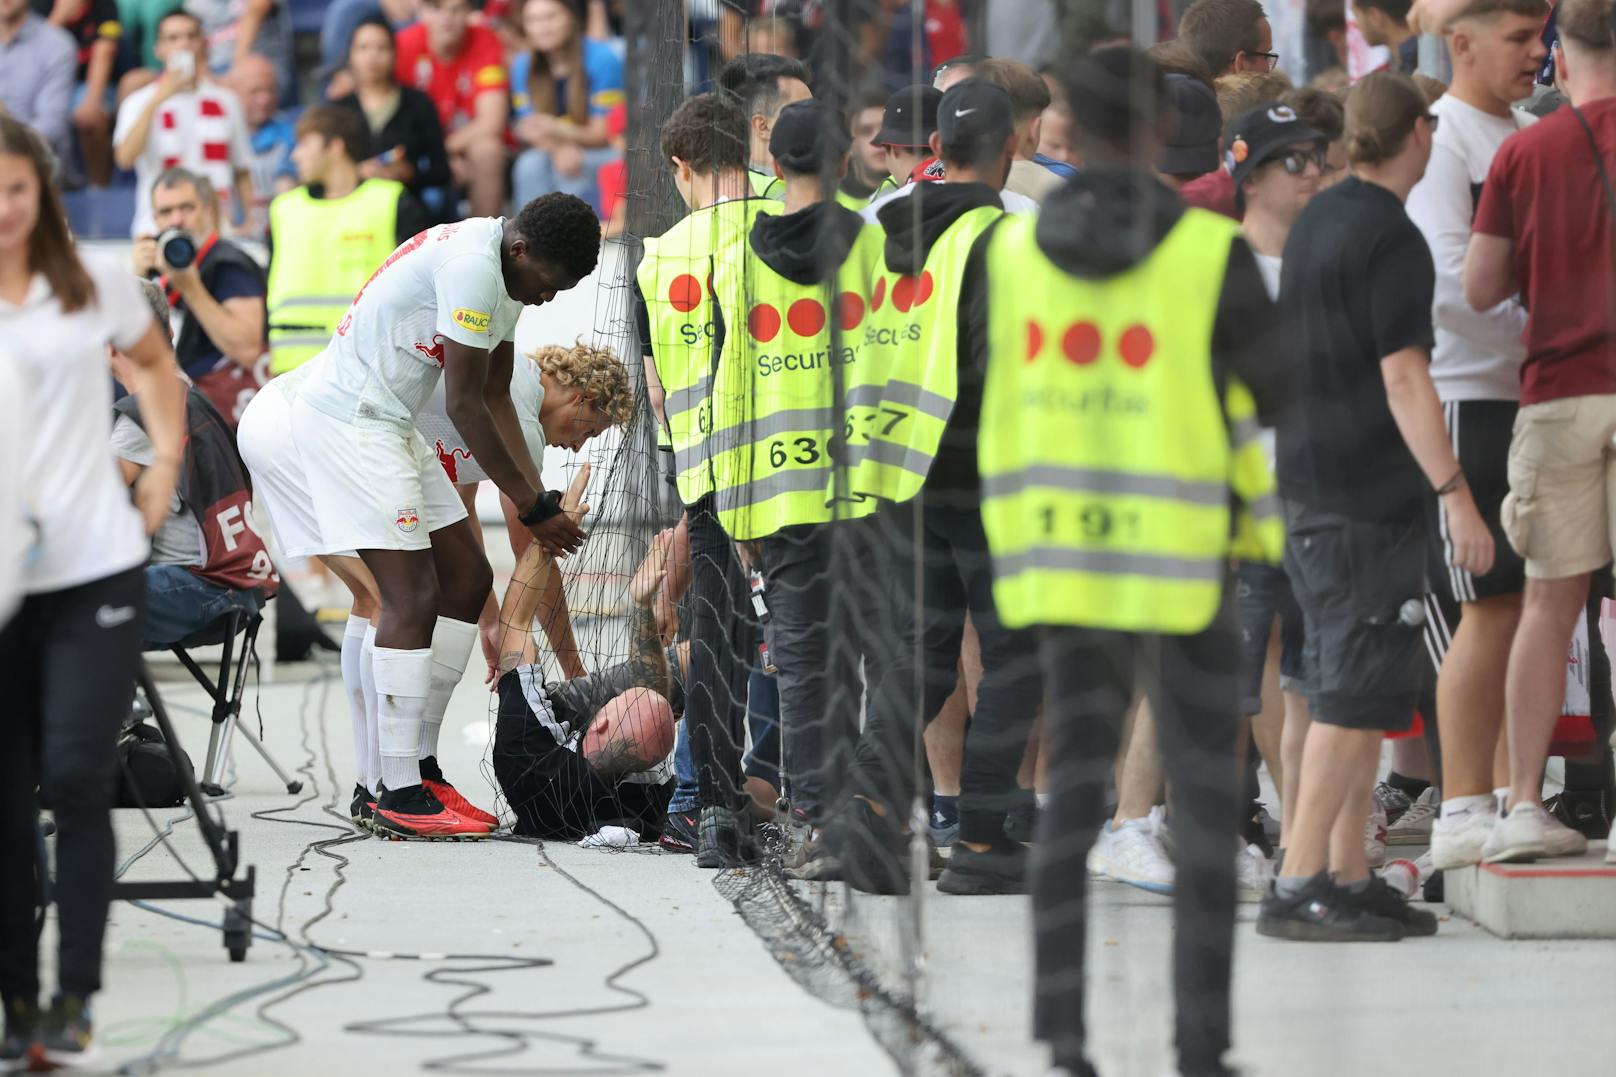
[265,179,404,375]
[707,221,885,539]
[636,198,779,505]
[845,203,1002,504]
[979,208,1281,634]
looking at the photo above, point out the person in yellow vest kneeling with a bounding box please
[267,105,433,375]
[974,47,1288,1077]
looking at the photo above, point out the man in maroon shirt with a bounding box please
[1462,0,1616,865]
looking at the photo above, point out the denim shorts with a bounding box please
[1233,560,1306,716]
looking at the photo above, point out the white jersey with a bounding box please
[415,349,548,485]
[860,181,1038,222]
[299,217,526,433]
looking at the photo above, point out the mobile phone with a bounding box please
[167,50,196,81]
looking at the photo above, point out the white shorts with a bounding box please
[288,397,467,554]
[238,377,344,559]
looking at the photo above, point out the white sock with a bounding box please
[372,646,431,792]
[1494,787,1511,814]
[340,616,368,789]
[1440,793,1495,821]
[1035,791,1049,809]
[420,616,479,761]
[360,624,381,794]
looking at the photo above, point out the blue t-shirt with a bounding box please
[248,113,298,198]
[509,38,624,121]
[1033,153,1077,180]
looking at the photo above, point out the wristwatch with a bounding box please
[518,489,564,526]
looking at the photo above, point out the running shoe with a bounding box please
[659,809,700,854]
[1481,801,1589,863]
[38,993,98,1069]
[2,996,38,1066]
[372,784,492,840]
[824,797,909,895]
[1373,781,1414,826]
[937,843,1028,895]
[1087,808,1174,894]
[1257,872,1404,942]
[349,784,376,832]
[1387,786,1440,845]
[1345,873,1439,937]
[1235,843,1273,903]
[1430,806,1495,870]
[419,756,499,828]
[694,805,755,868]
[1364,799,1389,868]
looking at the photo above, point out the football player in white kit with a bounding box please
[253,193,602,839]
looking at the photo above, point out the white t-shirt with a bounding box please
[0,256,155,592]
[861,181,1039,222]
[1250,249,1283,468]
[0,357,30,622]
[114,79,254,238]
[1405,94,1535,403]
[299,217,526,434]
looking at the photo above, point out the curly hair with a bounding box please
[513,191,601,283]
[530,338,633,426]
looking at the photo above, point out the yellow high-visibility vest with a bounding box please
[636,197,779,506]
[749,168,785,200]
[978,209,1283,634]
[707,221,885,539]
[265,179,404,374]
[844,202,1002,503]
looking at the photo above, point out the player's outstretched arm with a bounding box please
[625,529,673,697]
[495,466,591,677]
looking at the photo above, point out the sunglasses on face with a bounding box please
[1269,147,1325,176]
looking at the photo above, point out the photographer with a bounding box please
[132,167,267,423]
[0,115,185,1068]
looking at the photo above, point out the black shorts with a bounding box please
[1431,400,1525,603]
[1234,560,1306,716]
[1284,501,1430,732]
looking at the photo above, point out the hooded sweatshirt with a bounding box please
[960,168,1288,462]
[748,199,868,284]
[876,181,1006,494]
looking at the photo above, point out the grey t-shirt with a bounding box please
[111,414,204,567]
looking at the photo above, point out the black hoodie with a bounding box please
[960,169,1288,442]
[873,181,1007,494]
[748,199,868,284]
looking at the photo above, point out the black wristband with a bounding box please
[1435,469,1466,497]
[518,489,563,526]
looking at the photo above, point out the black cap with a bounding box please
[1225,102,1326,210]
[874,84,943,149]
[1158,74,1220,177]
[769,99,852,175]
[936,79,1015,152]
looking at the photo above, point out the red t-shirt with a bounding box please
[394,23,509,134]
[1179,168,1238,220]
[1472,97,1616,405]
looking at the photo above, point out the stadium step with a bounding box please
[1446,843,1616,938]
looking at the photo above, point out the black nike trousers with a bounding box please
[0,566,144,1003]
[1033,600,1241,1077]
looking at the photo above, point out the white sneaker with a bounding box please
[1430,807,1495,870]
[1235,843,1272,903]
[1364,799,1388,868]
[1088,809,1174,894]
[1387,786,1440,845]
[1481,802,1589,863]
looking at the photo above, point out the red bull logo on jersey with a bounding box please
[434,440,472,482]
[396,507,420,533]
[413,335,447,367]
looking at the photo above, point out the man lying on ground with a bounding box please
[492,471,688,842]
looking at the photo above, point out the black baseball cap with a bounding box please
[874,84,943,149]
[1225,103,1326,211]
[769,99,852,175]
[1158,74,1221,177]
[936,79,1015,152]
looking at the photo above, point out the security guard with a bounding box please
[716,52,813,201]
[706,99,884,826]
[973,48,1286,1077]
[266,105,428,374]
[817,80,1042,899]
[633,92,777,867]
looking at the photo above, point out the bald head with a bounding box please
[582,687,675,780]
[230,54,280,127]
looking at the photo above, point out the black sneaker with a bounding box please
[1347,874,1439,937]
[824,797,909,895]
[659,810,700,854]
[694,805,755,869]
[2,996,39,1064]
[349,784,376,832]
[40,993,97,1068]
[1005,801,1039,845]
[937,843,1028,895]
[1257,871,1404,942]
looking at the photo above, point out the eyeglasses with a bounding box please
[1270,148,1325,176]
[1248,50,1280,71]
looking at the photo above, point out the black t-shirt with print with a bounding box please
[1276,176,1436,523]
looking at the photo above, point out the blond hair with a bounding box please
[529,338,634,426]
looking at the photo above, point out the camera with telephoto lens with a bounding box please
[156,228,198,270]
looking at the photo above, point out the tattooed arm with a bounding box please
[625,529,673,697]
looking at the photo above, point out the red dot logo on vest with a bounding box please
[890,271,935,313]
[871,277,887,312]
[668,274,704,313]
[749,303,784,342]
[1025,320,1158,368]
[787,298,826,337]
[840,291,865,331]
